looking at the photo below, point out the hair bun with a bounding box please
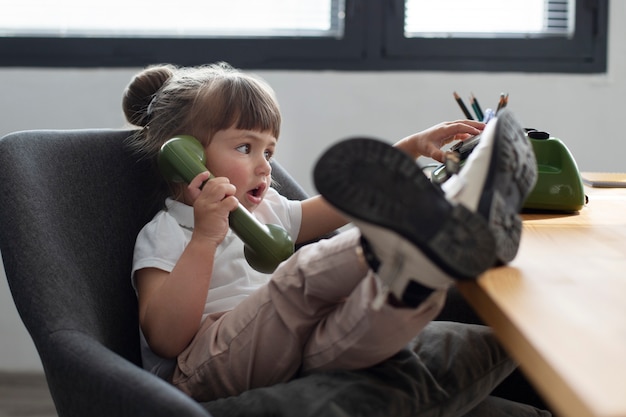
[122,65,175,127]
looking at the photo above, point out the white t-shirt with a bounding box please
[131,187,302,378]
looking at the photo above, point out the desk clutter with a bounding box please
[581,172,626,188]
[434,94,587,213]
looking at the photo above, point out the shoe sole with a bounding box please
[313,137,497,283]
[474,109,538,263]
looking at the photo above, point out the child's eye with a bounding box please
[264,149,273,161]
[235,144,251,154]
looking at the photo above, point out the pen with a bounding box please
[470,93,484,121]
[453,92,474,120]
[496,92,508,113]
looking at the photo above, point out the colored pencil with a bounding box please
[453,91,474,120]
[470,93,484,121]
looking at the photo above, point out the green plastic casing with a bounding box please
[430,134,585,213]
[158,135,294,273]
[522,135,585,212]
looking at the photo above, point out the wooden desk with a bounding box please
[457,185,626,417]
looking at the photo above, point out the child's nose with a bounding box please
[256,156,272,176]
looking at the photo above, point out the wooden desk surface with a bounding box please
[457,185,626,417]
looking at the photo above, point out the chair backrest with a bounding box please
[0,129,166,365]
[0,128,311,371]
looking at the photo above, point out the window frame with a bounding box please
[383,0,608,73]
[0,0,608,73]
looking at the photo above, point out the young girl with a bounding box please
[123,62,545,416]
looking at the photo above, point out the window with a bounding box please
[0,0,344,38]
[405,0,572,37]
[386,0,607,72]
[0,0,607,73]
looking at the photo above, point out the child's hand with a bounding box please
[397,119,485,162]
[185,171,239,245]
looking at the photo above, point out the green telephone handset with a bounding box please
[158,135,295,273]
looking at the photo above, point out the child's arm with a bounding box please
[135,174,237,359]
[297,119,485,243]
[297,195,348,243]
[394,119,485,162]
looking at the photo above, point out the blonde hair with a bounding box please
[122,62,281,161]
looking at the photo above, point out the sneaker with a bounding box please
[442,109,538,264]
[313,137,497,306]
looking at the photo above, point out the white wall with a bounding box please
[1,1,623,372]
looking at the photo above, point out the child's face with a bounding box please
[204,127,276,212]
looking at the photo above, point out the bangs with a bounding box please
[234,97,281,138]
[232,75,281,137]
[190,71,281,141]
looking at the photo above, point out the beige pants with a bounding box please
[171,228,446,402]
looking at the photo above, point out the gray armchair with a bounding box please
[0,129,546,417]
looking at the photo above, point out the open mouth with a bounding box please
[247,183,266,202]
